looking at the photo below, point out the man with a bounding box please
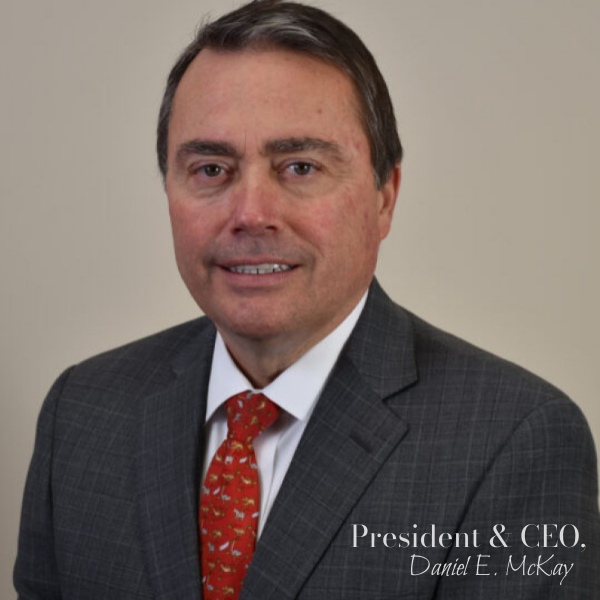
[14,0,600,598]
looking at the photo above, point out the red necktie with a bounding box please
[200,391,279,600]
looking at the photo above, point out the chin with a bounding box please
[212,308,292,340]
[223,321,290,343]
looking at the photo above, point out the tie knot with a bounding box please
[225,391,279,443]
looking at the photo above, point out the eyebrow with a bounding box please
[262,137,345,160]
[175,136,346,167]
[175,140,240,166]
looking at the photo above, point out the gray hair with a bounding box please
[157,0,402,188]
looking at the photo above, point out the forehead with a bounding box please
[169,48,367,150]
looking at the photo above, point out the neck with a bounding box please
[217,330,324,389]
[215,288,369,388]
[217,304,363,389]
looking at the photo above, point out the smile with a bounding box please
[226,263,294,275]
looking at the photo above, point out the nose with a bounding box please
[228,169,282,235]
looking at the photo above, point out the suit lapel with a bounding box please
[136,322,216,600]
[241,280,418,599]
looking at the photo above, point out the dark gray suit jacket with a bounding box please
[15,280,600,599]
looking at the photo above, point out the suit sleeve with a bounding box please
[14,367,74,600]
[437,396,600,599]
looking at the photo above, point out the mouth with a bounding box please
[224,263,296,275]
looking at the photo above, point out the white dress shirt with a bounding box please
[203,292,367,536]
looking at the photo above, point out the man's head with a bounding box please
[157,0,402,189]
[160,0,402,383]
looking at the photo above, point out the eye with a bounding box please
[185,161,233,194]
[187,162,231,186]
[196,164,224,178]
[284,161,320,177]
[290,162,313,176]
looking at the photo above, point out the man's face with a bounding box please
[166,48,398,354]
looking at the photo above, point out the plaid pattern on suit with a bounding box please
[15,279,600,599]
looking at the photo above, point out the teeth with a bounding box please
[228,263,293,275]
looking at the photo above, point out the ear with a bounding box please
[377,163,401,241]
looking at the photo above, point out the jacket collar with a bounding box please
[136,320,215,600]
[345,278,417,398]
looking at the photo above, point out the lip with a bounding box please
[216,259,299,287]
[219,257,298,269]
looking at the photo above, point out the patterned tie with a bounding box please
[200,391,279,600]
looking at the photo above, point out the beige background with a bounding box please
[2,0,599,594]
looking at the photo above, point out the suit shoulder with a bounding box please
[75,315,213,365]
[63,316,214,396]
[406,309,568,409]
[392,308,597,478]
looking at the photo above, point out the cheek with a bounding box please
[316,211,374,271]
[345,202,384,265]
[168,204,206,267]
[315,194,377,245]
[346,197,380,242]
[169,206,191,250]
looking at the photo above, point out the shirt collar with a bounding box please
[206,291,368,423]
